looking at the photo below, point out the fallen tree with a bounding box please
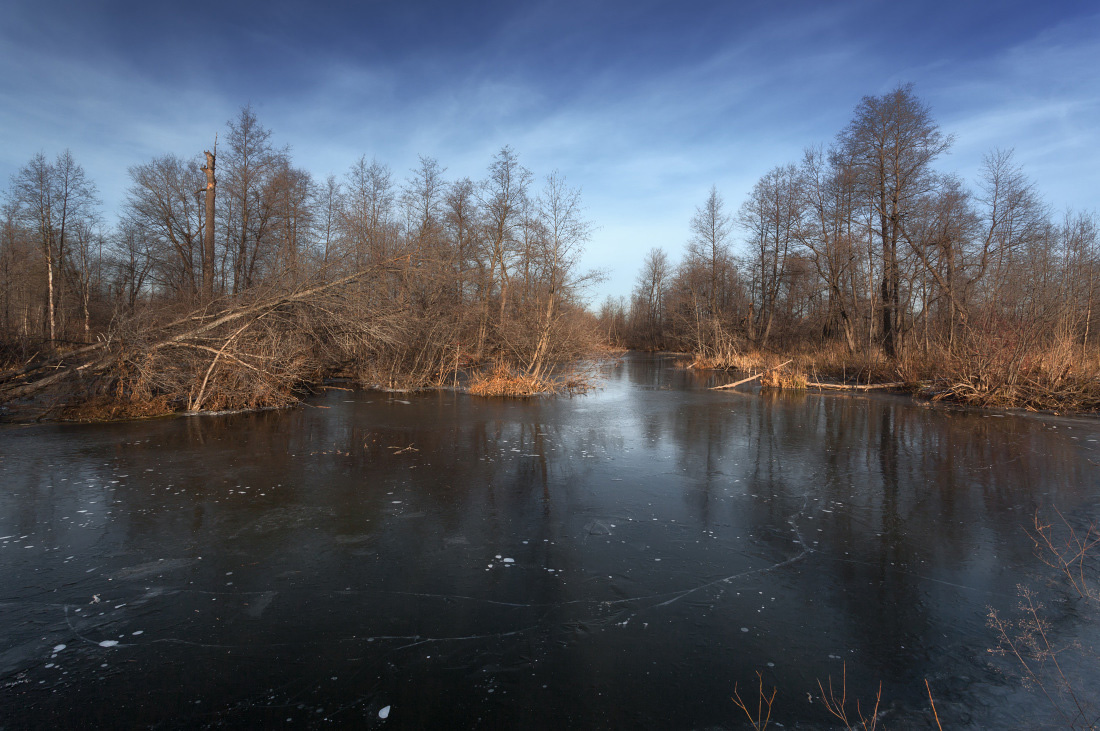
[0,267,403,420]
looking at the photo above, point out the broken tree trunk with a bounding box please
[201,147,217,304]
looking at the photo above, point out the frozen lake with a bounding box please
[2,353,1099,728]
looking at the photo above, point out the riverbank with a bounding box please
[685,342,1100,414]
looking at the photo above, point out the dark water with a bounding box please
[2,354,1099,729]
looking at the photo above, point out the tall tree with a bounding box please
[224,105,280,293]
[528,171,592,377]
[686,185,734,350]
[795,146,860,350]
[838,84,951,356]
[478,146,531,352]
[341,156,395,270]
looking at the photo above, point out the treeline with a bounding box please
[0,107,598,417]
[602,84,1099,410]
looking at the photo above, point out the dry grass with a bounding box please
[914,332,1100,412]
[690,350,760,371]
[467,364,557,398]
[688,330,1100,411]
[760,367,808,390]
[689,343,895,385]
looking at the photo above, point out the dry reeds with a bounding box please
[917,329,1100,412]
[467,363,557,398]
[760,367,808,390]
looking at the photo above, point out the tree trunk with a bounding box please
[44,235,56,344]
[202,150,217,303]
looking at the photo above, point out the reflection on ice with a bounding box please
[0,354,1098,728]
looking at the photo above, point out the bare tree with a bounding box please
[108,219,154,313]
[341,156,395,270]
[125,154,206,299]
[314,174,343,273]
[527,171,593,377]
[224,105,281,294]
[443,177,480,307]
[10,151,99,343]
[838,84,952,356]
[630,247,670,349]
[795,146,860,351]
[683,185,737,355]
[480,146,531,320]
[740,165,801,347]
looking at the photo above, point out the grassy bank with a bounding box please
[688,338,1100,413]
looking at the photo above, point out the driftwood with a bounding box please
[805,381,906,391]
[710,360,793,390]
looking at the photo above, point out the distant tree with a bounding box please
[794,146,860,350]
[223,105,282,293]
[124,154,206,299]
[10,151,99,343]
[443,177,480,307]
[631,247,670,349]
[688,185,733,321]
[108,218,154,313]
[480,146,532,319]
[270,160,315,285]
[739,164,801,347]
[341,156,395,271]
[314,174,343,273]
[477,146,532,355]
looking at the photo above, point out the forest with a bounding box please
[0,107,600,419]
[602,84,1100,412]
[2,85,1098,420]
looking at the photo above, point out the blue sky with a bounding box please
[2,0,1098,303]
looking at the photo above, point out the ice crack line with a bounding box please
[610,499,814,610]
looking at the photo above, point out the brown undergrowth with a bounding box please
[687,342,894,385]
[919,333,1100,413]
[688,334,1100,412]
[0,265,602,421]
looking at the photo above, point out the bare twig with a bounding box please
[732,670,776,731]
